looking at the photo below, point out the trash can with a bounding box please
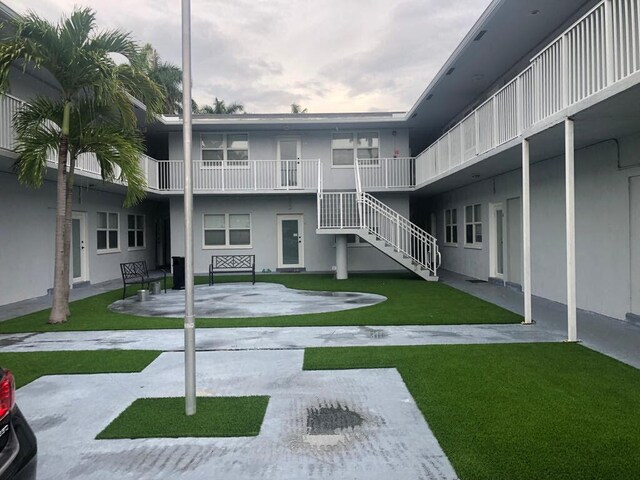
[172,256,185,290]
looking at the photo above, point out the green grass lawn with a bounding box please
[96,396,270,439]
[0,273,521,333]
[304,343,640,480]
[0,350,161,388]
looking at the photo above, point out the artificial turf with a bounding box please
[0,273,522,333]
[96,396,270,439]
[0,350,161,388]
[303,343,640,480]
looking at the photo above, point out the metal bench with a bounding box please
[120,260,167,300]
[209,255,256,286]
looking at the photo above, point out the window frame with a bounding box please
[331,131,380,168]
[127,214,145,251]
[200,132,250,169]
[96,211,120,254]
[464,203,483,249]
[202,213,252,249]
[443,208,458,247]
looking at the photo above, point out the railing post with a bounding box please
[562,34,570,108]
[516,75,523,135]
[253,162,257,191]
[604,0,615,85]
[339,194,344,229]
[492,97,498,148]
[396,212,400,249]
[474,110,480,155]
[385,158,389,189]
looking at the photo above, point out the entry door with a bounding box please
[277,214,304,268]
[277,138,301,188]
[506,197,523,286]
[631,177,640,315]
[71,212,88,283]
[490,203,505,279]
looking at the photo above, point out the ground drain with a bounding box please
[467,279,487,284]
[306,403,364,435]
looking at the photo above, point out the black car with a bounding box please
[0,369,36,480]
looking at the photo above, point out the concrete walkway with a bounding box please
[3,272,639,479]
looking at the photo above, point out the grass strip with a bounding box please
[0,273,522,333]
[303,343,640,480]
[96,396,270,439]
[0,350,161,388]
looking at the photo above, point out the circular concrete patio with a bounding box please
[108,283,386,318]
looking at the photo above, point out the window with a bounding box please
[331,132,379,167]
[465,204,483,247]
[204,213,251,248]
[127,214,145,249]
[97,212,119,252]
[444,208,458,245]
[201,133,249,168]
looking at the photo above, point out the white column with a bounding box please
[565,118,577,341]
[522,139,533,324]
[336,235,348,280]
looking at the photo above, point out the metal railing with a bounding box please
[416,0,640,184]
[356,157,415,189]
[155,159,320,192]
[0,94,22,151]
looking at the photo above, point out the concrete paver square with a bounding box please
[17,350,458,479]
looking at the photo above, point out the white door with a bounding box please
[71,211,89,283]
[277,214,304,268]
[631,177,640,315]
[490,203,505,279]
[277,138,302,188]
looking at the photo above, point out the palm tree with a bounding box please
[138,43,183,114]
[0,8,163,323]
[195,97,245,114]
[291,103,308,114]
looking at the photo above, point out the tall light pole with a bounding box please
[182,0,196,415]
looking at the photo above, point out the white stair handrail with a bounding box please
[357,192,441,275]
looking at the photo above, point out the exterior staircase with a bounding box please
[316,160,440,280]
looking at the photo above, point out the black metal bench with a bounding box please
[209,255,256,285]
[120,261,167,300]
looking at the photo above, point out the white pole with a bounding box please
[522,139,533,324]
[182,0,196,415]
[336,234,348,280]
[565,118,577,342]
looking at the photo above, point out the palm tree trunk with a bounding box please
[49,134,69,324]
[61,155,76,317]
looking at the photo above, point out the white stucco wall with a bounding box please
[169,193,410,274]
[423,135,640,320]
[167,128,410,191]
[0,170,164,306]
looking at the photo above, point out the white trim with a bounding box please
[71,211,89,283]
[331,131,380,168]
[489,203,505,279]
[202,212,252,249]
[96,211,120,253]
[200,132,250,169]
[277,213,305,268]
[277,136,303,188]
[443,207,458,247]
[464,203,483,248]
[126,214,146,251]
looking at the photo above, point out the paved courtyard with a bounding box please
[19,350,457,480]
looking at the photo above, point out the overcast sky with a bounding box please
[7,0,491,113]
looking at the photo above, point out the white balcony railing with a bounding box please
[154,159,321,192]
[356,157,415,190]
[0,94,22,152]
[416,0,640,184]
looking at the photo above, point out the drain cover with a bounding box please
[306,403,364,435]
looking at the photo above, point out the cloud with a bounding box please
[5,0,491,113]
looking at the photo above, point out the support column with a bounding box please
[565,118,577,342]
[336,235,348,280]
[522,139,533,324]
